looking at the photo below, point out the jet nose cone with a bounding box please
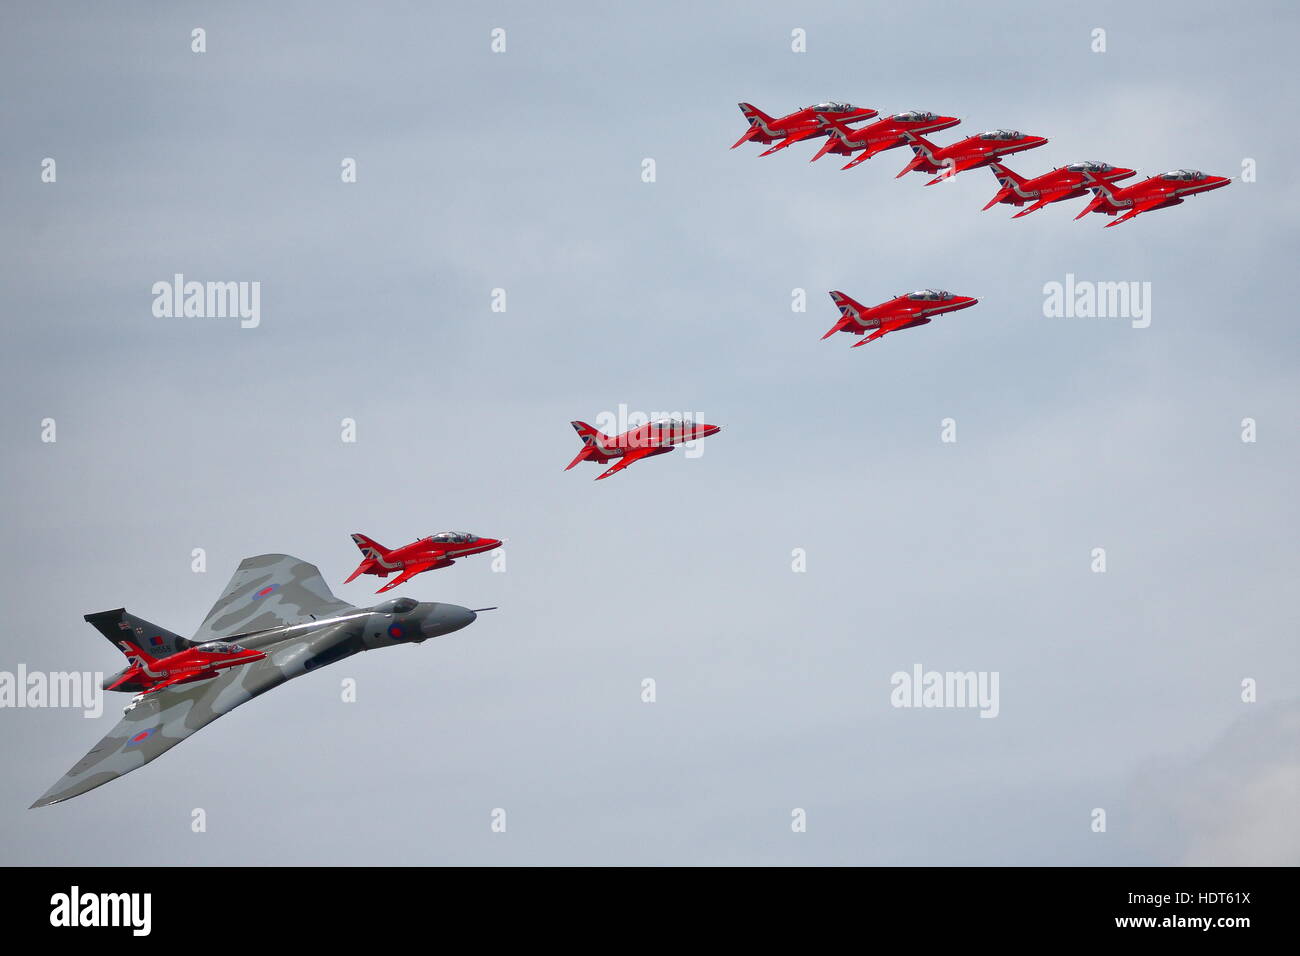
[420,603,477,639]
[703,424,722,436]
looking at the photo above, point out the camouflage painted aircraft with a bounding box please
[31,553,483,808]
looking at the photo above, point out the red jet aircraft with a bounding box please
[810,110,961,169]
[823,289,980,347]
[346,531,502,593]
[982,161,1136,217]
[1073,168,1232,227]
[732,101,879,156]
[105,637,266,700]
[565,419,722,480]
[897,129,1048,184]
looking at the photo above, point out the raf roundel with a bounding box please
[125,727,157,748]
[387,623,405,641]
[251,583,280,601]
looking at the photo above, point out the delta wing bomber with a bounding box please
[32,553,484,807]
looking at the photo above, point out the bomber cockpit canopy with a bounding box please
[196,641,246,655]
[373,597,418,614]
[979,129,1021,140]
[430,531,479,544]
[810,101,856,112]
[1161,168,1203,181]
[907,289,953,301]
[1066,161,1112,172]
[893,110,936,122]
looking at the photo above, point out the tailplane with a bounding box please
[825,290,867,338]
[983,162,1026,210]
[566,421,613,470]
[732,103,777,148]
[895,134,940,177]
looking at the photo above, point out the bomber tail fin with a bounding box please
[84,609,192,662]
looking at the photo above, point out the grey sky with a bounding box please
[1,0,1296,864]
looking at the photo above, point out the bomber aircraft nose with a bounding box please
[419,603,477,639]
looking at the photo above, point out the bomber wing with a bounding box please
[31,619,360,807]
[193,553,354,641]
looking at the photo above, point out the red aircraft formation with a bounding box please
[731,101,880,156]
[546,99,1230,488]
[565,418,722,480]
[812,110,961,168]
[733,101,1231,225]
[346,531,502,593]
[982,161,1136,217]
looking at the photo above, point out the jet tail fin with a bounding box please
[987,162,1026,189]
[350,533,391,560]
[570,421,612,446]
[84,609,192,661]
[567,421,612,469]
[983,163,1025,210]
[825,290,867,337]
[737,102,775,126]
[347,533,393,582]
